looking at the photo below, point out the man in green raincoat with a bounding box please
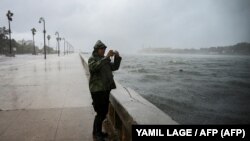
[88,40,122,141]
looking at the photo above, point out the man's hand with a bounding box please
[114,50,120,57]
[106,50,114,57]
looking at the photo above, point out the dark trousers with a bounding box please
[91,90,110,135]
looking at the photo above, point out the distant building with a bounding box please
[140,42,250,55]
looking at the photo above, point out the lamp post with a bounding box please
[69,43,72,54]
[6,10,14,56]
[31,28,36,55]
[62,38,66,55]
[21,39,24,54]
[55,40,58,54]
[69,43,71,54]
[69,44,74,54]
[55,32,60,56]
[39,17,46,59]
[66,41,69,55]
[47,35,51,54]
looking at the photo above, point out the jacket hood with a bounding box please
[93,40,107,49]
[92,40,107,57]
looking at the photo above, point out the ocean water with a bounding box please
[114,53,250,124]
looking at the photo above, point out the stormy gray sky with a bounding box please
[1,0,250,53]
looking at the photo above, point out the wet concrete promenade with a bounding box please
[0,54,95,141]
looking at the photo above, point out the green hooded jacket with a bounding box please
[88,42,122,92]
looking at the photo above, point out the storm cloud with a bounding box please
[1,0,250,53]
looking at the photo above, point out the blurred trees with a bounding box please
[1,26,55,55]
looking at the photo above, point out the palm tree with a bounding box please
[39,17,46,59]
[6,10,14,56]
[47,35,51,54]
[55,31,60,56]
[31,28,36,55]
